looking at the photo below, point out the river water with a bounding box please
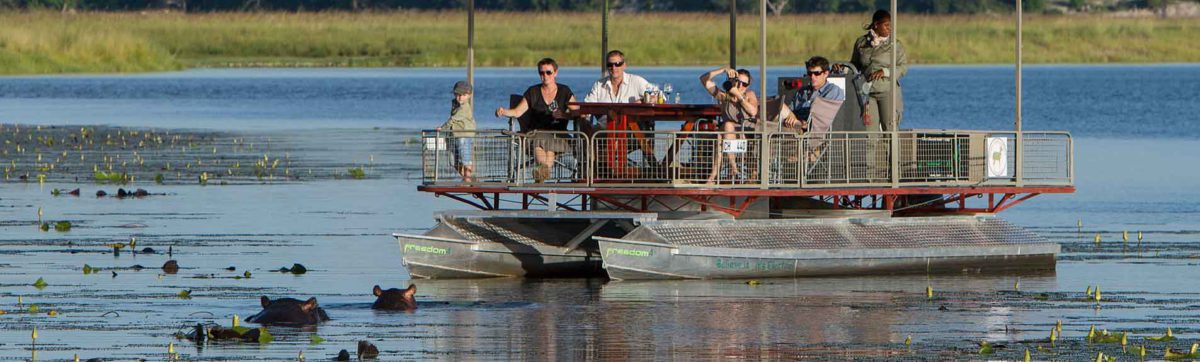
[0,66,1198,360]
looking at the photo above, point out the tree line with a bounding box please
[1,0,1187,14]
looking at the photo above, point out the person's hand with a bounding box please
[830,64,843,73]
[552,109,566,120]
[495,107,506,117]
[869,70,885,81]
[724,68,738,78]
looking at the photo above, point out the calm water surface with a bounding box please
[1,66,1198,360]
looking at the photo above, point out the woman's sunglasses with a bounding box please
[606,61,625,68]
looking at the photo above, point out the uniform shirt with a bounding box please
[583,73,651,103]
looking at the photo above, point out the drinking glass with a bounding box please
[662,83,674,103]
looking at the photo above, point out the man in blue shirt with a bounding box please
[788,56,845,126]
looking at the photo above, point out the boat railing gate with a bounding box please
[421,129,1072,189]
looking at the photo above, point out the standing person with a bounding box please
[850,10,907,132]
[438,80,475,182]
[700,66,758,184]
[496,58,579,183]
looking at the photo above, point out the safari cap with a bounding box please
[453,81,472,95]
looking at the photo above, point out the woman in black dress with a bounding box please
[496,58,580,183]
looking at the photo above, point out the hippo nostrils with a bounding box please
[245,296,330,326]
[371,284,417,311]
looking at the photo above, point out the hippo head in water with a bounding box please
[371,284,417,311]
[245,296,330,326]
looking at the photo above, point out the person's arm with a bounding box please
[738,90,759,118]
[700,66,732,98]
[496,98,529,118]
[566,95,580,112]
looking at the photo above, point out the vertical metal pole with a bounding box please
[730,0,737,68]
[467,0,474,87]
[759,0,768,188]
[602,0,609,77]
[1015,0,1024,186]
[889,0,899,187]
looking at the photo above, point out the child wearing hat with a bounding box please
[438,81,475,182]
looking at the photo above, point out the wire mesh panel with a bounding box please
[516,131,589,185]
[591,131,675,185]
[897,132,972,184]
[671,131,763,186]
[422,130,520,185]
[1020,132,1072,184]
[797,132,892,187]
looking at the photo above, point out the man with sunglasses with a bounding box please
[788,56,846,126]
[583,50,658,166]
[584,50,652,106]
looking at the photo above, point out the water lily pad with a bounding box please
[32,277,48,289]
[54,221,71,231]
[310,334,325,344]
[178,290,192,299]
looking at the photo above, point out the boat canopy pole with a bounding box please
[758,0,769,188]
[602,0,609,76]
[467,0,474,87]
[1016,0,1025,186]
[889,0,899,187]
[729,0,737,68]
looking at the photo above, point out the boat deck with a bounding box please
[420,129,1073,216]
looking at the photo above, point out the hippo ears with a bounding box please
[403,284,417,300]
[301,297,318,313]
[373,285,383,297]
[259,296,271,308]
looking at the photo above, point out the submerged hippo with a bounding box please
[245,296,330,326]
[371,284,417,311]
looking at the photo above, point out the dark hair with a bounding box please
[805,56,830,72]
[864,10,891,30]
[537,58,559,71]
[605,50,625,61]
[736,68,752,82]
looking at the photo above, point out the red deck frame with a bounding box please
[420,185,1075,218]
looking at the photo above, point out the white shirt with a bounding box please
[583,72,651,103]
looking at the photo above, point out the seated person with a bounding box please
[583,50,657,165]
[496,58,579,183]
[700,66,758,184]
[787,56,846,128]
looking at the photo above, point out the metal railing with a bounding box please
[420,129,1073,189]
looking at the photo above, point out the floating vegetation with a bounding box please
[94,171,131,184]
[310,334,326,344]
[32,277,48,289]
[54,220,71,231]
[2,125,407,186]
[347,167,366,179]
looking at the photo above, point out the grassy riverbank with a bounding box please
[2,11,1198,74]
